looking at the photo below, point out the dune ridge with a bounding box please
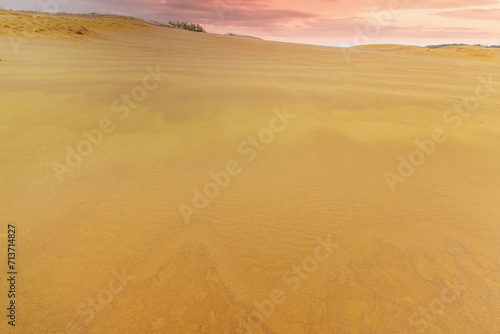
[0,9,150,38]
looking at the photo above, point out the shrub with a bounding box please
[168,20,205,32]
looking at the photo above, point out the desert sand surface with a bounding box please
[1,10,499,334]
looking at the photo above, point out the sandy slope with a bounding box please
[0,11,499,334]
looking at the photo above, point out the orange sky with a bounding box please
[3,0,500,45]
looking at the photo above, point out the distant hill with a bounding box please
[225,33,262,40]
[427,43,500,49]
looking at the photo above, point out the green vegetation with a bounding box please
[168,21,205,32]
[427,43,500,49]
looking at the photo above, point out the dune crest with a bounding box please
[0,9,150,38]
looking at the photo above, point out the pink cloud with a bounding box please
[436,8,500,21]
[149,0,316,24]
[408,0,499,9]
[320,0,499,11]
[92,0,500,45]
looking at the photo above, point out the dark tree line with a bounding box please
[168,21,205,32]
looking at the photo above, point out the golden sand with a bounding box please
[0,10,499,334]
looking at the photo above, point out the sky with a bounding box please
[1,0,499,46]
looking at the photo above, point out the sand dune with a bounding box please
[0,10,499,334]
[0,9,150,38]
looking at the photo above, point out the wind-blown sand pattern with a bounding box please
[0,10,499,334]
